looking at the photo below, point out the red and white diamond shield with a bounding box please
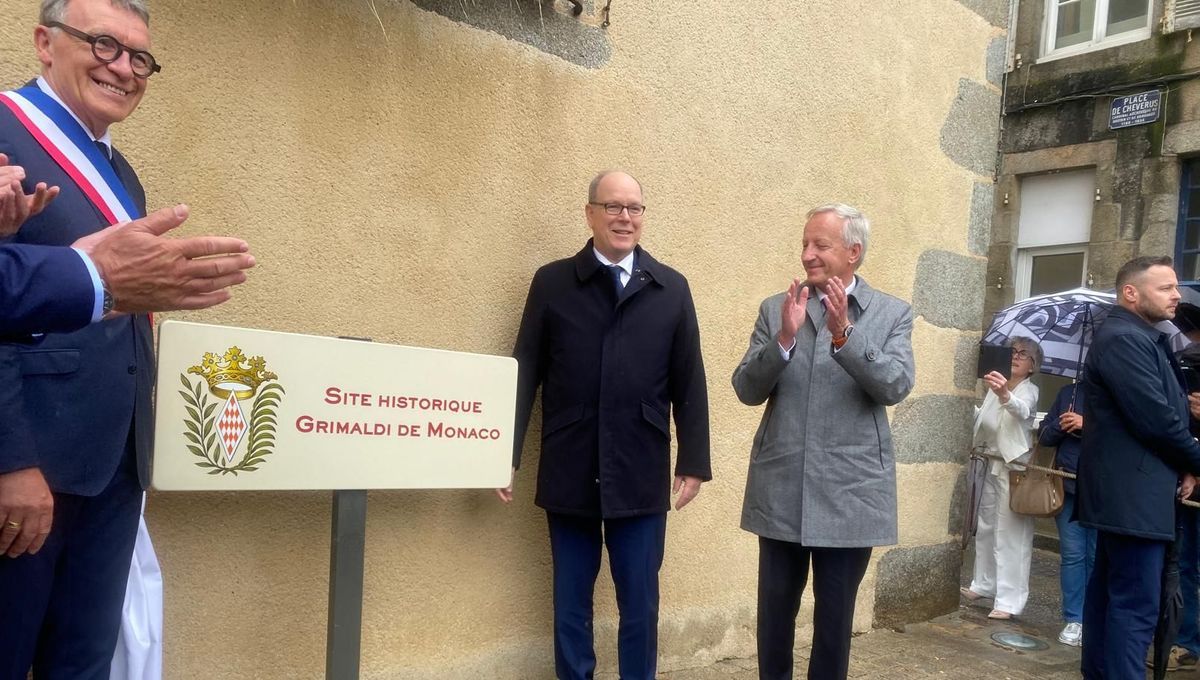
[216,393,248,463]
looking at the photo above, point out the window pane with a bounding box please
[1029,252,1085,296]
[1106,0,1148,35]
[1189,190,1200,218]
[1033,373,1075,414]
[1187,253,1200,281]
[1187,221,1200,251]
[1056,0,1096,49]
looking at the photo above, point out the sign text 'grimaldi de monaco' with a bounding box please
[152,321,517,491]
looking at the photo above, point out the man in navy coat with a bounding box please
[500,170,711,680]
[0,1,254,677]
[1078,254,1200,679]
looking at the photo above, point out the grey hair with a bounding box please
[40,0,150,25]
[588,170,643,202]
[1008,336,1043,373]
[806,203,870,268]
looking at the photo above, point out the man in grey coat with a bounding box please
[732,203,915,680]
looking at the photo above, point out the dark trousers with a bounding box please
[1081,530,1167,680]
[0,449,141,680]
[1177,507,1200,654]
[547,512,667,680]
[756,536,872,680]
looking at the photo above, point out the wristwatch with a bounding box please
[832,324,854,349]
[100,277,115,317]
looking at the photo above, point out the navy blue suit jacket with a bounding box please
[0,86,153,496]
[1077,306,1200,540]
[511,241,711,518]
[0,243,94,336]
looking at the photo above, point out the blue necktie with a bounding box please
[608,265,625,296]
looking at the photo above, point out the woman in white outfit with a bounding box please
[961,336,1042,619]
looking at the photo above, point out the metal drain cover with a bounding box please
[991,631,1049,651]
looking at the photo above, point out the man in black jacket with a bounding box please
[1078,255,1200,678]
[500,170,710,680]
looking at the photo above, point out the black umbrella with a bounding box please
[1175,286,1200,336]
[1153,510,1186,679]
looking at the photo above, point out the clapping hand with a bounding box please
[822,276,851,337]
[778,277,809,349]
[0,153,58,237]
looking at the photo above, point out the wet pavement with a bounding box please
[639,547,1088,679]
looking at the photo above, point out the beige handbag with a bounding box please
[1008,443,1065,517]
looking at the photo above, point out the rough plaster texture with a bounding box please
[895,463,961,546]
[0,0,1003,676]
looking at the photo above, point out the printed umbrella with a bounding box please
[982,288,1115,380]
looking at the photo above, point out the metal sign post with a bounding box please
[326,489,367,680]
[326,335,371,680]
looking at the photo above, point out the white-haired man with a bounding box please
[732,204,915,680]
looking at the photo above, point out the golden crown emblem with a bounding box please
[187,346,278,400]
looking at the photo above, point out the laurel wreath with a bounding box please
[179,374,285,475]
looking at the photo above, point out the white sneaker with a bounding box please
[1058,621,1083,647]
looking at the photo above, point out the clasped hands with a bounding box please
[777,276,851,349]
[495,468,703,510]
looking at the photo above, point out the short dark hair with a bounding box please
[1115,255,1174,290]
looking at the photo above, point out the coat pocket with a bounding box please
[18,349,81,376]
[543,404,586,438]
[641,401,670,438]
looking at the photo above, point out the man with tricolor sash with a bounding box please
[0,1,205,677]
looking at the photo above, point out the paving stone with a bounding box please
[657,549,1090,680]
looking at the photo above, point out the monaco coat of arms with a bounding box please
[179,346,285,475]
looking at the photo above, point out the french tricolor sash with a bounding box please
[0,85,141,224]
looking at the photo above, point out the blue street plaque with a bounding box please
[1110,90,1161,130]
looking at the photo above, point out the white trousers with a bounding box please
[969,464,1034,615]
[110,503,163,680]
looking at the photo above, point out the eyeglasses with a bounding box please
[1012,348,1032,360]
[43,21,161,78]
[589,202,646,217]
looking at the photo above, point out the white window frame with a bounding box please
[1040,0,1153,63]
[1015,244,1090,300]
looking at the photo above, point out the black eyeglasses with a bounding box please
[43,21,161,78]
[589,202,646,217]
[1012,348,1032,360]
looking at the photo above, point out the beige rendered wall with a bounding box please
[0,1,1002,677]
